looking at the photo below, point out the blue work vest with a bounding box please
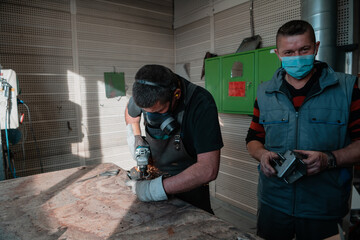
[257,63,357,219]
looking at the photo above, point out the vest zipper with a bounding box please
[274,90,301,216]
[291,89,323,216]
[293,111,299,216]
[295,111,299,148]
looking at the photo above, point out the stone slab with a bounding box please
[0,163,259,240]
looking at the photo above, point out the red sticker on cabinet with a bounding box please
[229,81,246,97]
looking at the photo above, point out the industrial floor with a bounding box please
[211,197,257,235]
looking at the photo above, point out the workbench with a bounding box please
[0,163,258,240]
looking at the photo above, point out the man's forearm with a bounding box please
[131,123,141,135]
[125,104,141,135]
[333,140,360,167]
[162,150,220,195]
[247,140,269,162]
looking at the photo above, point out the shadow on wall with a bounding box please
[5,69,88,178]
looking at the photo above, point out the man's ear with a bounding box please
[315,41,320,55]
[274,49,282,62]
[174,88,181,100]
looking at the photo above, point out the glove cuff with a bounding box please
[134,135,143,142]
[150,176,168,201]
[136,176,168,202]
[134,135,149,148]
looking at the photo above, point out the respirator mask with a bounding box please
[145,111,179,135]
[136,79,180,136]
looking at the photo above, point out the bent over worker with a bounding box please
[246,20,360,240]
[125,64,223,214]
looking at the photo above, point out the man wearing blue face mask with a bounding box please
[124,64,223,214]
[246,20,360,239]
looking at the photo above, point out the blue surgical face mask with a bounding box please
[281,54,315,79]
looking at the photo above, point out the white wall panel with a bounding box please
[175,18,211,88]
[75,0,174,167]
[0,0,174,177]
[174,0,211,29]
[214,0,301,55]
[214,3,251,55]
[253,0,301,47]
[0,0,76,176]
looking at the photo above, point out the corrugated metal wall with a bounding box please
[0,0,173,176]
[174,0,301,215]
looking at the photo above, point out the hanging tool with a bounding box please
[236,0,262,53]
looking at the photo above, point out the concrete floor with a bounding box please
[211,197,257,235]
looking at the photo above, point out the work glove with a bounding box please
[126,124,149,160]
[125,176,168,202]
[134,135,149,149]
[126,124,136,159]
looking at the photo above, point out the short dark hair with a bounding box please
[133,64,178,108]
[276,20,316,48]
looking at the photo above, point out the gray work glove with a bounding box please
[134,135,149,148]
[126,124,149,160]
[126,124,136,160]
[125,176,168,202]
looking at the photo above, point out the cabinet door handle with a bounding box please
[246,81,252,89]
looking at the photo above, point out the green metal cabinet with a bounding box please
[221,52,255,113]
[205,46,280,115]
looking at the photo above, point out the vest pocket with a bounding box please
[260,110,289,150]
[304,109,347,150]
